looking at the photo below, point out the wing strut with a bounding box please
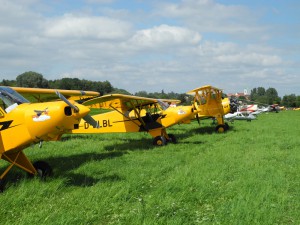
[109,103,144,129]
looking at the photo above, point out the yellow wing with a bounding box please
[84,93,179,107]
[11,87,100,103]
[186,85,222,95]
[83,94,163,111]
[159,99,181,105]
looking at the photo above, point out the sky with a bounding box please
[0,0,299,96]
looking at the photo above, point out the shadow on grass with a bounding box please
[63,172,122,187]
[102,126,222,150]
[1,124,238,190]
[43,151,125,187]
[104,137,155,151]
[1,151,125,190]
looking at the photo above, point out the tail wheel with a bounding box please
[167,134,177,144]
[153,136,167,146]
[216,124,226,133]
[33,161,53,180]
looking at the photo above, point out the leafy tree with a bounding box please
[257,87,266,96]
[0,79,16,86]
[48,78,113,95]
[297,96,300,107]
[16,71,49,88]
[110,88,131,95]
[250,87,265,101]
[238,96,246,101]
[178,94,192,105]
[250,88,257,101]
[135,91,148,97]
[99,81,113,94]
[57,78,81,90]
[266,87,281,104]
[282,94,297,107]
[250,87,281,105]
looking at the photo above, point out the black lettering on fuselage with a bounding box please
[84,119,112,129]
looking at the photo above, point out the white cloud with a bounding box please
[44,14,132,40]
[127,24,201,50]
[156,0,264,36]
[216,53,282,67]
[0,0,298,96]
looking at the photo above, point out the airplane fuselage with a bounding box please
[70,105,195,137]
[0,101,89,153]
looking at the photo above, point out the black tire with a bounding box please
[224,123,229,131]
[215,124,226,133]
[167,134,177,144]
[0,179,5,193]
[33,161,53,180]
[153,136,167,146]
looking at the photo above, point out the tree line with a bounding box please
[1,71,114,95]
[0,71,192,104]
[249,87,300,108]
[1,71,299,107]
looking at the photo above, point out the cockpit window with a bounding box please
[0,86,30,112]
[157,100,170,111]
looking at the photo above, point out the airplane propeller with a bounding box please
[82,114,99,128]
[191,102,200,125]
[55,90,99,128]
[229,97,239,113]
[55,91,79,112]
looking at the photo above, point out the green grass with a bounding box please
[1,111,300,224]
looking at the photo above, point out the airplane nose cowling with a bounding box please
[73,104,90,119]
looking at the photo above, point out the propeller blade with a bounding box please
[55,90,79,112]
[55,91,98,128]
[83,114,99,128]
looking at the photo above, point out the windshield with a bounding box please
[0,86,30,112]
[157,99,170,111]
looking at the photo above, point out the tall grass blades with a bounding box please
[0,111,299,224]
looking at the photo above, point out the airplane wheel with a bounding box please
[216,125,226,133]
[153,136,167,146]
[224,123,229,131]
[33,161,53,180]
[168,134,177,144]
[0,179,5,193]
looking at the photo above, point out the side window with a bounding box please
[0,98,6,111]
[211,90,216,99]
[0,99,5,117]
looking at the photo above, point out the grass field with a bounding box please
[1,110,299,225]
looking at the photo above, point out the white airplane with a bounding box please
[239,104,258,114]
[250,107,269,115]
[225,111,256,122]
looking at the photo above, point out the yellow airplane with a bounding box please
[0,86,99,191]
[70,94,194,146]
[186,85,231,132]
[70,85,232,145]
